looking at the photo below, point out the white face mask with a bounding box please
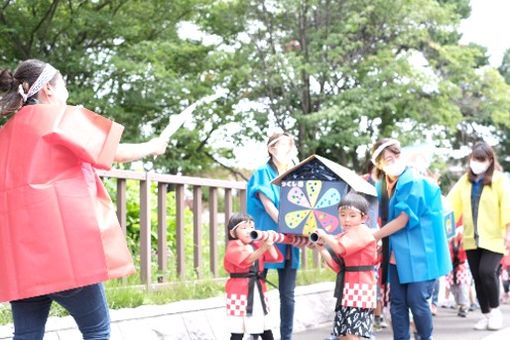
[270,141,297,166]
[382,159,406,177]
[273,150,294,165]
[470,160,490,175]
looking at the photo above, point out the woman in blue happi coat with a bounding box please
[371,138,451,340]
[246,132,298,340]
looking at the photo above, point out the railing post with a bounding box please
[209,187,218,277]
[140,176,151,287]
[224,188,232,245]
[116,178,128,284]
[239,188,247,214]
[193,186,202,278]
[313,248,320,269]
[97,169,247,286]
[301,247,307,270]
[116,179,127,236]
[157,183,168,282]
[175,184,185,279]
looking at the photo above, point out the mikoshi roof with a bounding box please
[271,154,377,197]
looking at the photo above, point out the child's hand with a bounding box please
[314,229,327,237]
[309,239,324,250]
[266,230,278,244]
[311,228,326,242]
[262,232,275,247]
[376,240,383,256]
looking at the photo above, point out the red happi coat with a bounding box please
[446,234,471,287]
[501,253,510,269]
[330,225,378,309]
[0,104,134,302]
[224,240,283,316]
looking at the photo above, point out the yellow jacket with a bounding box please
[447,171,510,253]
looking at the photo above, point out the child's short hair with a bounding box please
[338,192,369,216]
[227,213,254,240]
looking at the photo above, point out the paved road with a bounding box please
[294,303,510,340]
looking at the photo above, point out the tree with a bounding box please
[499,48,510,85]
[209,0,510,172]
[3,0,510,175]
[0,0,248,176]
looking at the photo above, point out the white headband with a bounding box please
[339,205,365,215]
[230,220,253,237]
[18,64,58,103]
[371,139,400,165]
[267,134,292,148]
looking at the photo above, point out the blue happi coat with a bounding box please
[247,162,300,269]
[377,167,451,283]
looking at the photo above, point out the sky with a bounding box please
[459,0,510,66]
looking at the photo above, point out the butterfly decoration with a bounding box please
[284,180,341,235]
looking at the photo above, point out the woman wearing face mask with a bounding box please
[246,132,298,340]
[371,138,451,340]
[0,59,169,339]
[447,141,510,331]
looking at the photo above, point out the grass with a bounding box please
[0,267,335,325]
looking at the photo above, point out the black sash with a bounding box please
[379,178,390,286]
[327,247,374,311]
[229,259,277,316]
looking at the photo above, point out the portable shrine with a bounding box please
[272,155,378,236]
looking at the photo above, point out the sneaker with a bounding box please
[488,308,503,330]
[469,303,479,311]
[379,319,388,329]
[457,307,467,318]
[474,315,489,330]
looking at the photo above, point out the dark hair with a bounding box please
[371,138,401,179]
[227,212,254,240]
[338,192,369,216]
[467,141,500,185]
[0,59,59,116]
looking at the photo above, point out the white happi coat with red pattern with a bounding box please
[224,240,283,316]
[332,224,378,309]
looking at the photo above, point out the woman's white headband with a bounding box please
[371,139,400,165]
[18,64,58,103]
[267,134,293,148]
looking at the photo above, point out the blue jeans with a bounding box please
[10,283,110,340]
[431,278,440,306]
[389,265,434,340]
[277,260,297,340]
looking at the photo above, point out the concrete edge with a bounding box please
[0,281,336,339]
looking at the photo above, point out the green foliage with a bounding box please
[103,177,200,279]
[0,304,10,325]
[0,0,242,175]
[207,0,510,171]
[2,0,510,174]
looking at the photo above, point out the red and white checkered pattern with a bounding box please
[446,263,472,287]
[503,268,510,281]
[226,293,270,316]
[226,293,247,316]
[341,282,376,309]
